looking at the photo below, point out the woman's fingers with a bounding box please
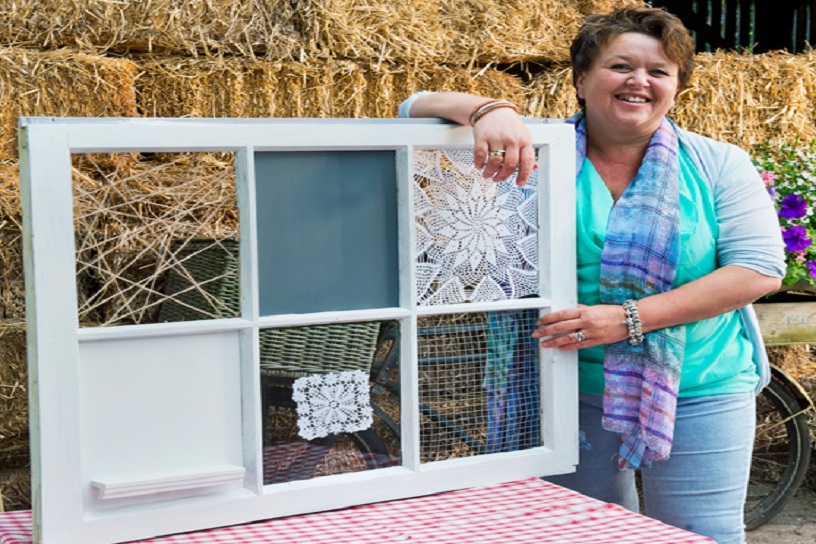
[533,305,629,350]
[472,109,535,185]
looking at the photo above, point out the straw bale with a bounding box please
[293,0,583,64]
[438,0,583,64]
[0,467,30,512]
[523,64,578,119]
[574,0,648,15]
[673,51,816,148]
[0,1,302,59]
[0,162,20,237]
[0,323,28,442]
[0,48,138,160]
[72,154,239,326]
[0,160,25,320]
[136,57,527,119]
[523,51,816,148]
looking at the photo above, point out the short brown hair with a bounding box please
[570,6,694,108]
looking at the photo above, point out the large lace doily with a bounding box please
[414,149,538,305]
[292,370,373,440]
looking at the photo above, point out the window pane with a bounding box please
[414,149,539,306]
[255,151,399,315]
[260,320,401,484]
[418,310,541,462]
[72,153,238,326]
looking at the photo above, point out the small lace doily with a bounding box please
[292,370,374,440]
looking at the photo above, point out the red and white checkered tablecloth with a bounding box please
[0,478,714,544]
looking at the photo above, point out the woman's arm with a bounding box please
[534,138,785,350]
[403,91,537,185]
[533,265,781,350]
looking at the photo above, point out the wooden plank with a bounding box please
[754,302,816,345]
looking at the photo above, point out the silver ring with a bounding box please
[488,150,506,157]
[574,330,586,342]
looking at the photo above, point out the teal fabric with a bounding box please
[577,148,759,398]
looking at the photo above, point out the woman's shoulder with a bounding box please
[676,127,755,189]
[677,127,748,159]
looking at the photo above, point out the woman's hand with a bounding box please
[472,107,537,186]
[532,304,629,350]
[533,266,782,351]
[407,92,537,186]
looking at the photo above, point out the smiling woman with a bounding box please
[400,6,785,544]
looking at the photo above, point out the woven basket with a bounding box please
[158,238,380,377]
[259,322,380,378]
[158,239,240,322]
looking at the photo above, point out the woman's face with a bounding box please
[575,32,680,141]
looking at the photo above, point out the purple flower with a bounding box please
[807,261,816,280]
[783,226,813,252]
[779,193,808,219]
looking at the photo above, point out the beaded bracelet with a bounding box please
[468,99,519,126]
[622,299,645,346]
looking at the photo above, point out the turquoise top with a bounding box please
[577,148,759,398]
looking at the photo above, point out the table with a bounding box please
[0,478,714,543]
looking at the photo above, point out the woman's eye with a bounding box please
[611,64,629,71]
[650,69,669,76]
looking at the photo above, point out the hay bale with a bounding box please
[673,51,816,148]
[0,323,27,443]
[438,0,583,64]
[136,57,527,119]
[293,0,584,64]
[575,0,648,15]
[0,162,20,236]
[0,467,30,512]
[72,154,239,326]
[523,51,816,149]
[0,161,25,320]
[0,0,587,64]
[523,64,578,119]
[0,0,302,59]
[0,48,138,160]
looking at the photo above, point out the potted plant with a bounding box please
[752,139,816,344]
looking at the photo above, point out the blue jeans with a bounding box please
[547,392,755,544]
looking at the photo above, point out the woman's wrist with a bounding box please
[622,299,645,345]
[468,99,519,126]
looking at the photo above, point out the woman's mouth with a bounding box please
[617,95,649,103]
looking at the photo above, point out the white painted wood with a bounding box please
[235,147,265,494]
[415,297,553,315]
[537,128,579,467]
[19,123,86,543]
[77,332,244,515]
[20,117,578,544]
[77,317,251,342]
[91,465,246,500]
[257,307,412,328]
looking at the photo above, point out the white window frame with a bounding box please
[19,117,577,544]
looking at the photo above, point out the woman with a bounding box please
[399,6,785,544]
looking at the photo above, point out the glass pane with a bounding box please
[414,149,539,305]
[260,320,401,484]
[418,310,541,463]
[72,153,238,326]
[254,150,399,316]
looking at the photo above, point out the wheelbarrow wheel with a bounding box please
[745,371,812,531]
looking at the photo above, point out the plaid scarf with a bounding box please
[568,113,686,470]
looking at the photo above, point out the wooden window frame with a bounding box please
[19,117,578,544]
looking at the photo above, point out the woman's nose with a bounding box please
[627,70,648,86]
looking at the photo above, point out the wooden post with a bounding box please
[754,302,816,345]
